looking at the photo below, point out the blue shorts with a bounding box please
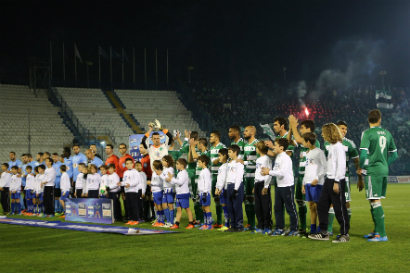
[162,191,175,204]
[176,193,190,209]
[220,189,227,205]
[153,191,163,205]
[37,192,43,202]
[11,191,21,200]
[305,184,323,203]
[60,191,70,201]
[26,190,35,199]
[199,192,211,206]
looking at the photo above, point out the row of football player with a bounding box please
[0,109,397,242]
[161,110,397,243]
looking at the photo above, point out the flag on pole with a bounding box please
[260,123,276,140]
[111,48,122,60]
[376,87,393,109]
[99,46,109,58]
[122,48,129,63]
[74,44,82,63]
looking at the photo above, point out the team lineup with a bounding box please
[0,109,397,243]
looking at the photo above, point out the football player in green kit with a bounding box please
[359,109,397,242]
[208,131,226,228]
[242,126,259,231]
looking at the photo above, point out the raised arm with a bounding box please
[164,129,173,146]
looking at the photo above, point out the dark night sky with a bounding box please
[1,0,409,86]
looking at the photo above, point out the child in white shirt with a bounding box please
[253,142,273,234]
[160,155,175,228]
[301,132,327,235]
[166,158,194,229]
[261,138,298,236]
[197,154,212,230]
[224,145,245,232]
[99,165,109,199]
[215,148,229,230]
[58,165,71,217]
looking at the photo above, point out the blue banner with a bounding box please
[129,132,166,162]
[0,217,178,235]
[65,198,114,224]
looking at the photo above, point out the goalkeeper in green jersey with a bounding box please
[323,120,365,236]
[359,110,397,242]
[287,116,319,237]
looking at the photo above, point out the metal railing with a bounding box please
[51,87,116,145]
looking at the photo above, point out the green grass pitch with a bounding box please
[1,184,409,272]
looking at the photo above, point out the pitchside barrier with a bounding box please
[349,176,410,183]
[387,176,410,183]
[65,198,114,224]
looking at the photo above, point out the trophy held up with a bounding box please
[148,119,163,131]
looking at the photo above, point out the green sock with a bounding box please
[347,208,352,222]
[372,203,386,237]
[298,203,307,231]
[248,203,255,227]
[327,208,335,233]
[215,202,223,225]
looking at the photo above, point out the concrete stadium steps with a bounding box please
[103,90,143,134]
[0,84,75,162]
[114,89,206,136]
[56,87,136,144]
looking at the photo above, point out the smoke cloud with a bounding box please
[307,39,384,101]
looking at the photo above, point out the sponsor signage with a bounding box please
[396,176,410,183]
[65,198,114,224]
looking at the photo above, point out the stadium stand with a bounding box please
[114,89,206,136]
[1,82,409,175]
[185,82,410,175]
[55,87,135,146]
[0,85,206,162]
[0,84,74,159]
